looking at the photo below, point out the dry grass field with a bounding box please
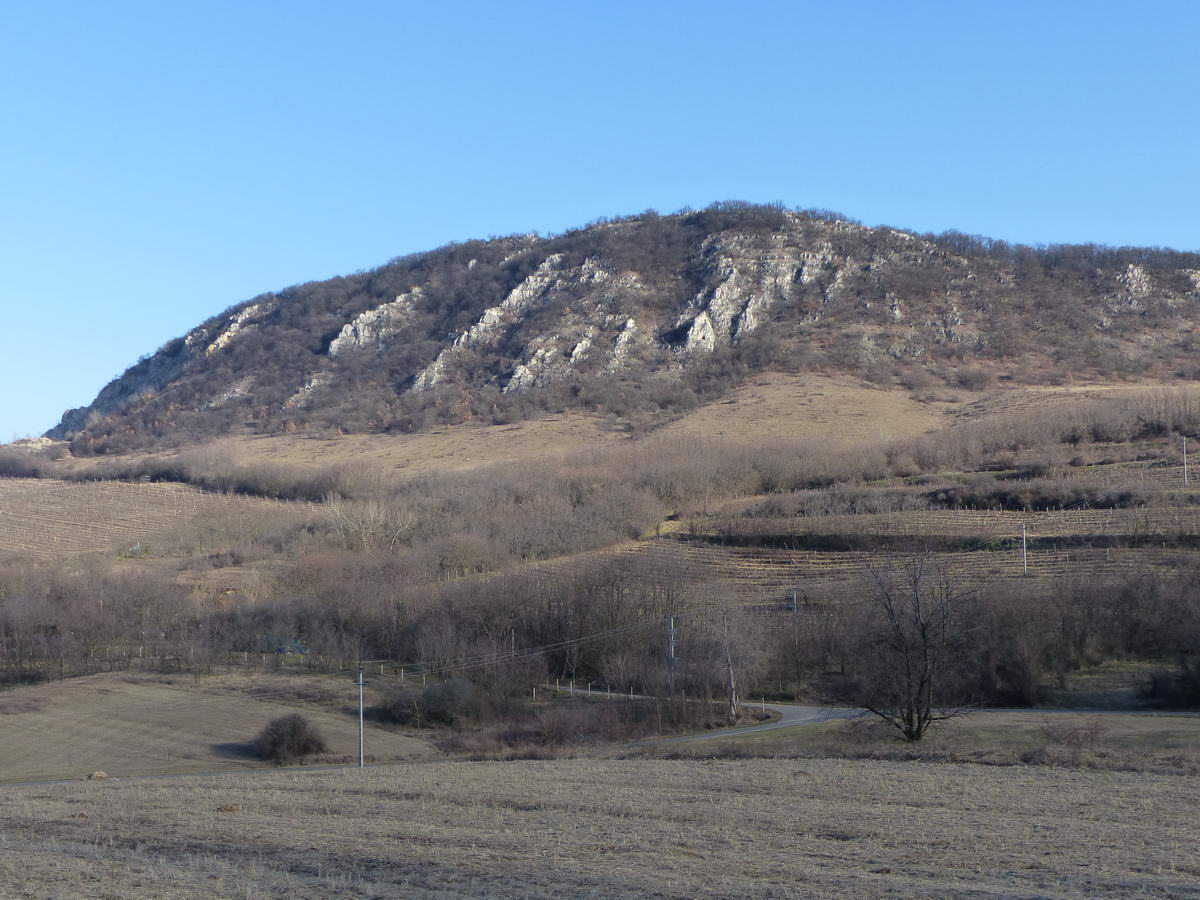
[1,757,1197,898]
[79,374,962,478]
[661,372,959,445]
[684,707,1200,759]
[0,673,432,783]
[939,380,1200,432]
[203,412,627,475]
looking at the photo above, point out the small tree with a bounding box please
[846,556,976,741]
[254,713,328,764]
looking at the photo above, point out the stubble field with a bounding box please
[0,674,431,783]
[1,757,1197,898]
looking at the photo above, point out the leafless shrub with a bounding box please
[254,713,328,765]
[324,494,416,551]
[1040,716,1108,748]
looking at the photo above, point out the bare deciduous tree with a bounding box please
[325,494,416,551]
[847,556,976,742]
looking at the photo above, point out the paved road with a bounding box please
[628,703,862,747]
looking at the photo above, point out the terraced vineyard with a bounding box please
[720,506,1200,540]
[0,478,293,559]
[510,530,1196,609]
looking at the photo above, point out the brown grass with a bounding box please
[653,709,1200,774]
[202,411,627,476]
[0,673,432,783]
[660,372,958,445]
[0,757,1197,897]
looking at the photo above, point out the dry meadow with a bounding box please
[1,757,1197,898]
[0,673,431,783]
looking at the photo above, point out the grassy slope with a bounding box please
[1,757,1197,898]
[10,375,1185,566]
[661,371,957,444]
[0,673,432,783]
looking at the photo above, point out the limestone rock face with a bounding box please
[329,288,422,356]
[201,301,277,355]
[677,231,802,348]
[48,207,1200,444]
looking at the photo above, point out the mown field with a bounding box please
[1,757,1197,898]
[0,673,431,783]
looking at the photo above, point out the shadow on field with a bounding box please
[211,741,258,760]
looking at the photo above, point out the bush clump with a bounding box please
[254,713,328,764]
[376,678,479,727]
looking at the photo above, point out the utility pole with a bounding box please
[722,609,738,724]
[356,666,365,769]
[666,616,677,695]
[1184,436,1190,487]
[791,590,801,693]
[1021,523,1028,576]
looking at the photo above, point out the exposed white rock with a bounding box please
[607,317,640,367]
[796,243,838,285]
[1120,264,1153,298]
[205,301,275,355]
[415,254,645,391]
[505,346,559,392]
[504,328,599,393]
[285,372,334,409]
[453,254,565,350]
[570,336,592,363]
[206,377,254,408]
[412,353,449,391]
[675,235,802,351]
[7,437,66,453]
[328,288,422,356]
[684,312,717,352]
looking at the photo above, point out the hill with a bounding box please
[48,201,1200,453]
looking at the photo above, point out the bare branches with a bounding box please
[847,555,977,742]
[324,494,416,552]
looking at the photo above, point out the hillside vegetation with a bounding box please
[4,383,1200,734]
[48,202,1200,453]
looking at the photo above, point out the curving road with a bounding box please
[627,702,862,747]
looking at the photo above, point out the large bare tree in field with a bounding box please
[849,556,976,742]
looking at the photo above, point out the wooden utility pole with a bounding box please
[1021,523,1028,576]
[356,666,365,769]
[666,616,678,695]
[723,609,738,723]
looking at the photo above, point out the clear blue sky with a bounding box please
[3,0,1198,439]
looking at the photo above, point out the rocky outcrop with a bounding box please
[48,205,1200,444]
[201,301,276,355]
[674,232,802,352]
[329,289,422,356]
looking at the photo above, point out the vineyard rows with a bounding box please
[514,536,1193,606]
[0,479,289,559]
[721,506,1200,539]
[1052,461,1191,489]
